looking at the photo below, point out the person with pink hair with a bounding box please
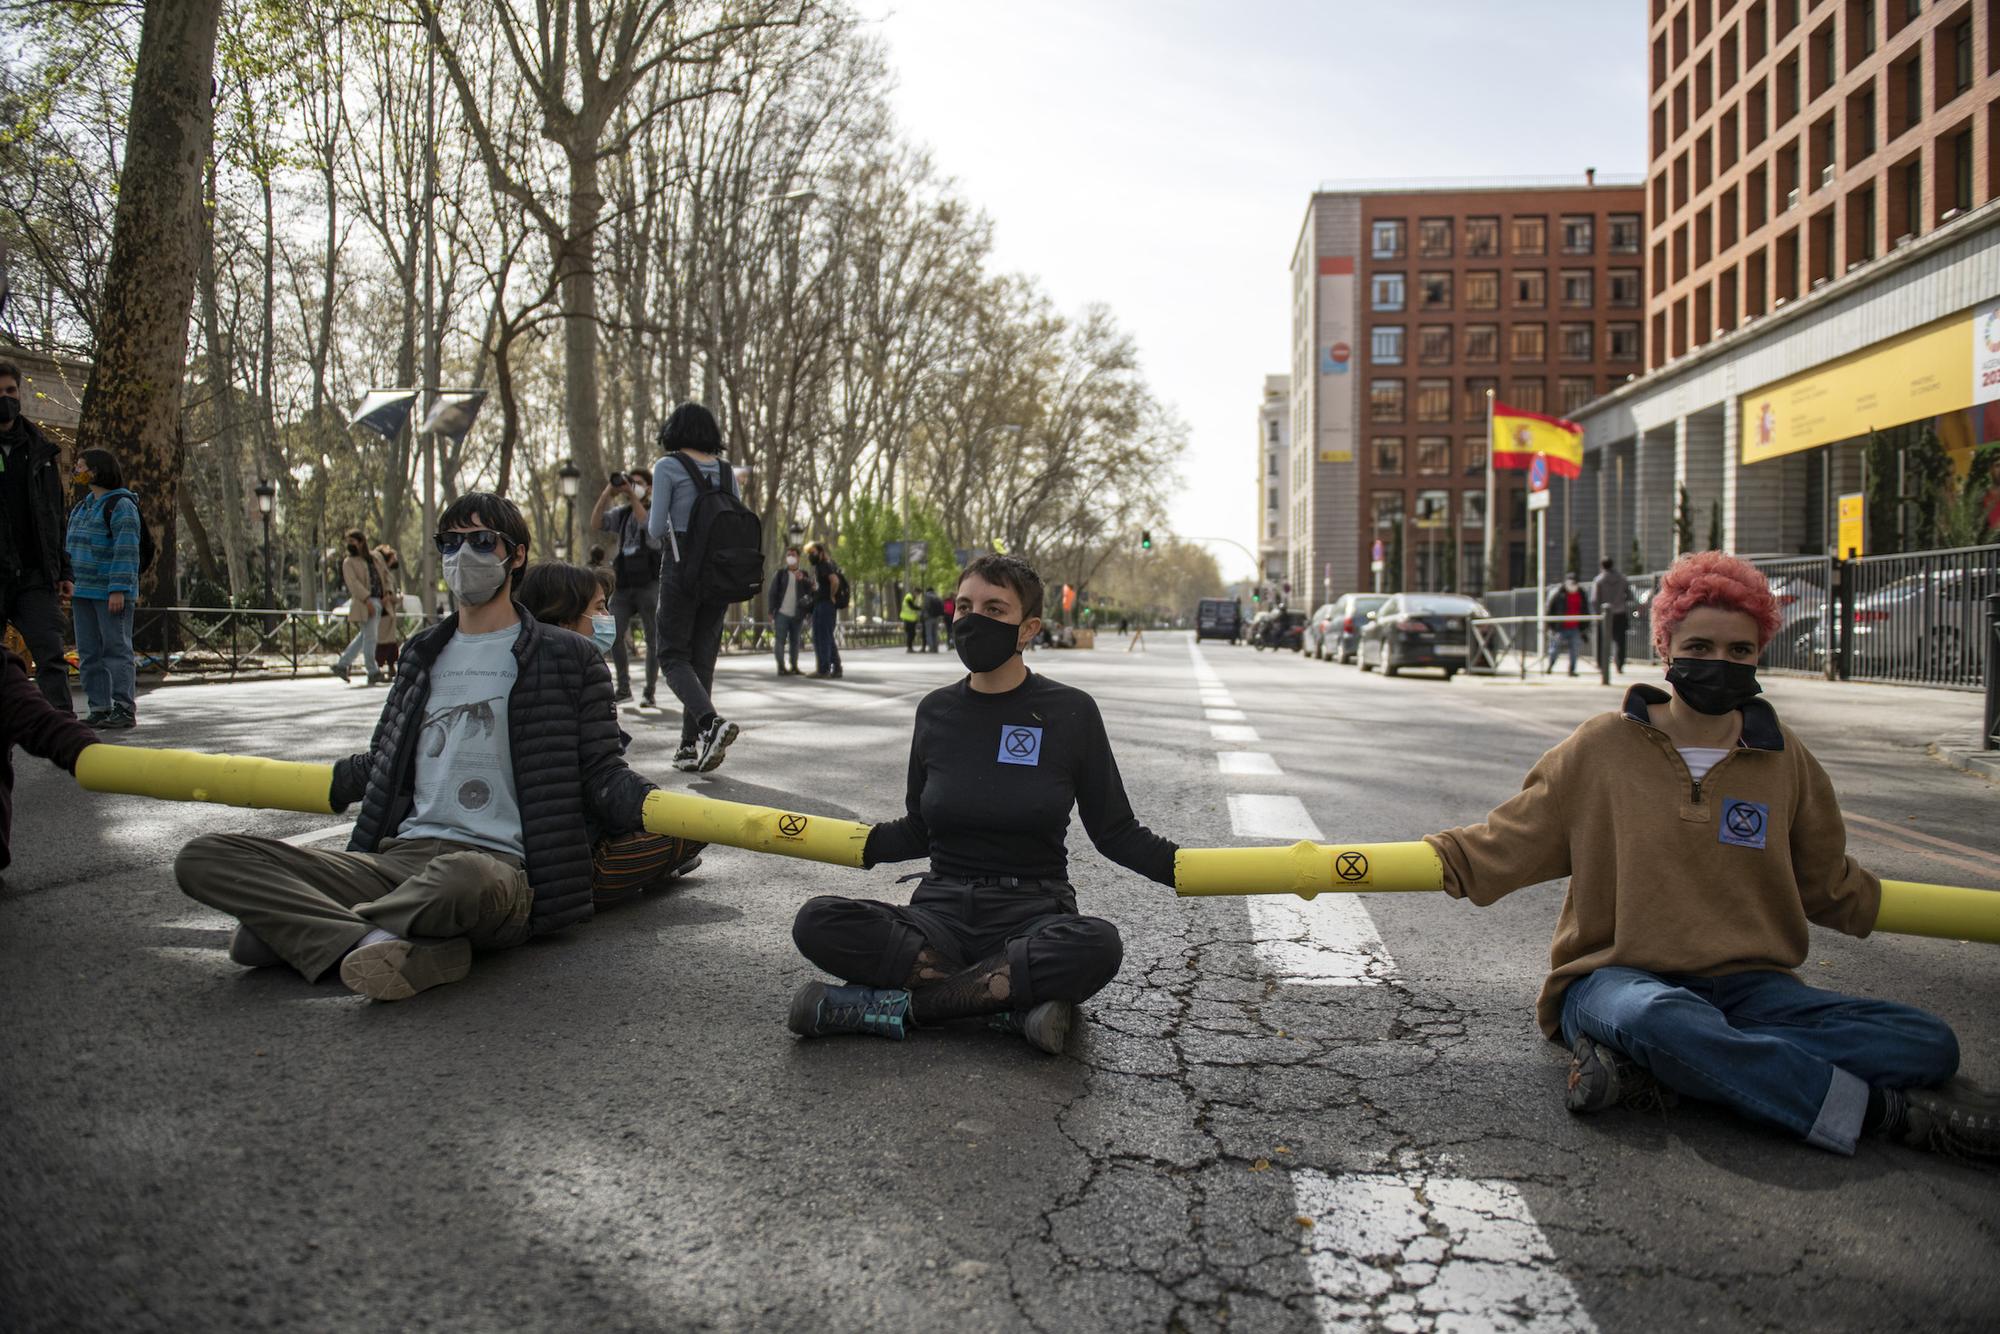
[1424,550,1996,1164]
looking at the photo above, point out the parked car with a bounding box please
[1356,593,1487,677]
[1312,592,1390,662]
[1810,564,1999,682]
[1196,597,1242,643]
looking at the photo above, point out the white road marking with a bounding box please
[1226,794,1323,840]
[1204,708,1248,722]
[1210,724,1261,743]
[1217,752,1282,776]
[1291,1169,1597,1332]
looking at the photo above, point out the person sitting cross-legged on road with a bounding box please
[787,553,1179,1055]
[1426,551,1996,1163]
[174,493,658,1002]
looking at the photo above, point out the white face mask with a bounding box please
[786,555,799,568]
[630,482,647,500]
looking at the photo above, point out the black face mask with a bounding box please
[0,395,19,426]
[1665,657,1761,715]
[953,611,1025,674]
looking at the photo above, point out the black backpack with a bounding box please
[103,493,158,574]
[668,453,763,603]
[611,508,662,588]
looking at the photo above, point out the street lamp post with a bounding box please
[559,459,581,561]
[254,478,276,607]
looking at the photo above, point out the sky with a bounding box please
[862,0,1648,582]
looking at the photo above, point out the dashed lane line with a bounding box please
[1210,724,1261,743]
[1226,794,1324,841]
[1204,708,1249,722]
[1217,752,1283,777]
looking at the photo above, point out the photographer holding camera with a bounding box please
[588,461,664,708]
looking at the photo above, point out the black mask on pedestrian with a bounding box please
[1665,657,1761,715]
[953,611,1024,674]
[0,395,19,426]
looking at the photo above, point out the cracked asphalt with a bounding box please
[3,633,1996,1331]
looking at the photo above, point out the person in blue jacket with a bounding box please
[64,447,142,729]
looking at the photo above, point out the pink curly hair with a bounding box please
[1649,551,1782,659]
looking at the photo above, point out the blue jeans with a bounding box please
[336,606,381,680]
[1561,966,1959,1154]
[1545,627,1581,673]
[773,612,803,671]
[811,600,841,675]
[73,595,137,713]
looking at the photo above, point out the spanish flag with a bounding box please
[1491,403,1584,478]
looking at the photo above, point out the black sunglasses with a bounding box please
[434,529,519,557]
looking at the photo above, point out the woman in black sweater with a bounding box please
[789,554,1178,1054]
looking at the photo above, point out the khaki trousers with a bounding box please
[175,834,534,982]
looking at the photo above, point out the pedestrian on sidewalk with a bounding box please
[649,403,747,773]
[921,586,945,653]
[900,585,921,652]
[1426,550,1995,1164]
[373,545,404,677]
[1591,557,1632,672]
[332,529,391,685]
[787,553,1182,1056]
[770,546,813,676]
[590,462,663,707]
[518,557,705,905]
[1544,572,1589,676]
[63,448,142,729]
[175,492,659,1002]
[1,648,99,880]
[804,541,846,678]
[0,361,75,712]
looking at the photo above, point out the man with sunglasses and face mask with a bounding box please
[1426,551,1996,1163]
[787,553,1179,1054]
[175,493,657,1001]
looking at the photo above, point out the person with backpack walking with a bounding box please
[0,360,75,712]
[589,462,664,707]
[804,541,846,678]
[333,529,392,685]
[1544,572,1590,677]
[64,447,143,728]
[769,545,813,676]
[649,403,764,773]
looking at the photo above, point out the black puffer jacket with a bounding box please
[329,606,654,936]
[0,418,74,584]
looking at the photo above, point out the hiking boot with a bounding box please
[339,935,472,1002]
[1566,1035,1676,1114]
[696,717,739,773]
[989,1000,1075,1055]
[227,924,284,968]
[640,692,655,709]
[787,982,911,1040]
[1887,1087,2000,1165]
[672,744,700,772]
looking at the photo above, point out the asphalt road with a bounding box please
[3,633,1997,1332]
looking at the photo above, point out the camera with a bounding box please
[609,471,628,488]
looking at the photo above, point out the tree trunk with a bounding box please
[559,145,605,486]
[74,0,222,621]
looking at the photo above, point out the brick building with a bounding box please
[1288,178,1646,604]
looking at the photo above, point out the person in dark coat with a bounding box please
[1,649,99,877]
[174,493,658,1002]
[0,361,77,711]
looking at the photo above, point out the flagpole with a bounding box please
[1482,388,1496,594]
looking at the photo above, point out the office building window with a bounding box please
[1416,437,1452,476]
[1510,378,1546,413]
[1510,322,1547,361]
[1267,420,1280,441]
[1419,272,1453,310]
[1466,216,1500,256]
[1268,487,1278,510]
[1560,323,1594,361]
[1371,219,1406,259]
[1511,216,1547,255]
[1414,489,1451,535]
[1561,270,1595,306]
[1464,376,1497,422]
[1464,324,1499,362]
[1462,489,1486,527]
[1373,490,1405,533]
[1416,379,1453,423]
[1514,270,1546,306]
[1372,325,1405,364]
[1371,273,1406,311]
[1560,376,1596,415]
[1267,452,1279,476]
[1465,270,1500,309]
[1371,379,1406,422]
[1419,325,1453,364]
[1608,213,1643,252]
[1608,322,1642,360]
[1609,269,1643,306]
[1373,436,1405,475]
[1418,218,1453,257]
[1560,215,1595,254]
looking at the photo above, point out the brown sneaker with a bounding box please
[338,936,472,1001]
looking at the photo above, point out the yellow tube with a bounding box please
[73,743,336,814]
[1876,879,2000,945]
[642,788,870,868]
[1174,840,1445,900]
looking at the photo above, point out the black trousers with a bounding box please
[656,573,726,747]
[609,579,659,697]
[792,876,1123,1013]
[1,573,72,711]
[1607,611,1630,670]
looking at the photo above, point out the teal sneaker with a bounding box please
[989,999,1075,1055]
[787,982,911,1040]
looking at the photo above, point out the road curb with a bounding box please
[1927,739,2000,784]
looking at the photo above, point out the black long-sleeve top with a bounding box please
[862,671,1179,886]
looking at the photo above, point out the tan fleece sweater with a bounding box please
[1426,686,1880,1038]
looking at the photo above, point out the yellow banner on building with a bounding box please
[1739,311,1975,465]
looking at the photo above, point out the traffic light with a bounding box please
[1250,589,1262,604]
[1139,529,1152,551]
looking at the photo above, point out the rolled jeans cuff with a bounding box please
[1806,1066,1869,1155]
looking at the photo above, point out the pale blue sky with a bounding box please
[865,0,1648,579]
